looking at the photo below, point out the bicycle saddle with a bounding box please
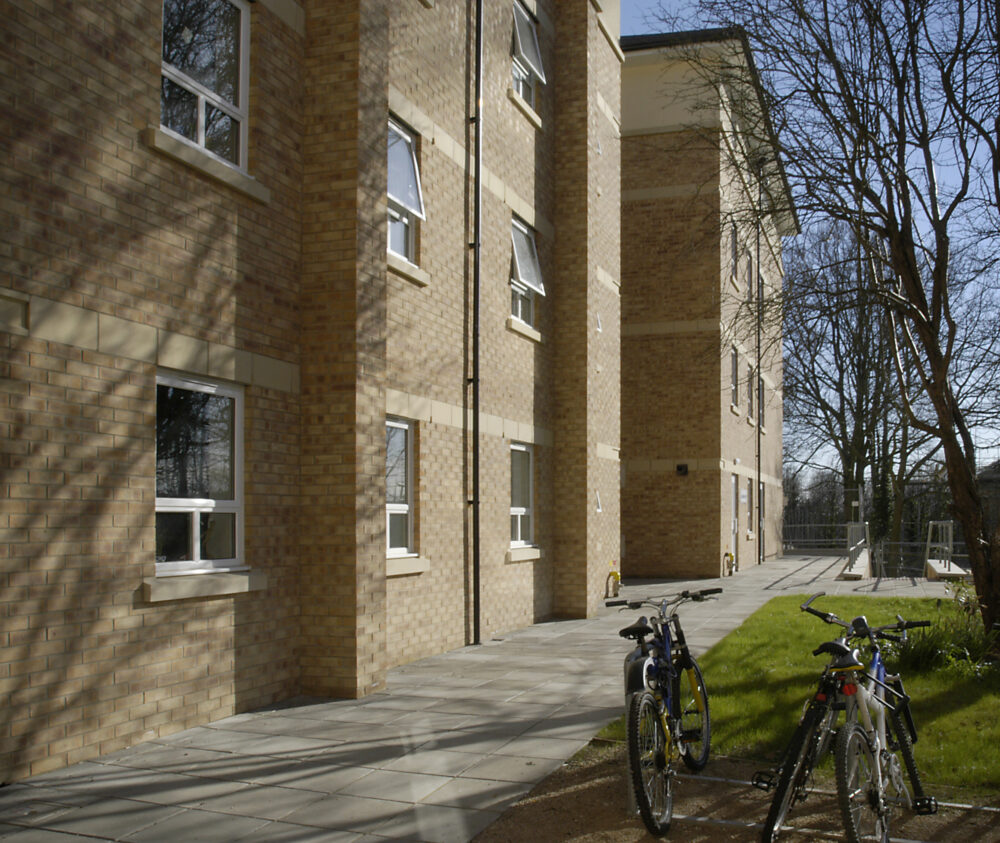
[813,640,864,670]
[619,618,654,639]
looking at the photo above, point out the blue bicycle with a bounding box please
[607,587,721,835]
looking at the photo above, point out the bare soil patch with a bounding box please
[472,742,1000,842]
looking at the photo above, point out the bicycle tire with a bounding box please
[888,706,923,801]
[835,722,888,843]
[672,657,710,771]
[627,690,673,836]
[761,704,825,841]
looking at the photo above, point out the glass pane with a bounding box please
[511,448,530,509]
[156,512,191,562]
[512,2,545,83]
[163,0,241,104]
[205,105,238,163]
[201,512,235,559]
[388,208,410,258]
[521,513,531,542]
[389,512,409,550]
[157,384,235,500]
[511,224,544,295]
[386,425,408,505]
[387,124,424,217]
[511,514,518,542]
[161,76,198,141]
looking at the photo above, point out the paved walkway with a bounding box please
[0,556,952,842]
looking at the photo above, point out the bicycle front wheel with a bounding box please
[627,690,673,836]
[761,704,825,841]
[835,722,888,843]
[673,657,710,771]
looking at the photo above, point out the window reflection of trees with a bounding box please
[162,0,239,102]
[386,425,407,504]
[156,385,234,500]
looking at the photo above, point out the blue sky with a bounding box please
[620,1,665,35]
[620,1,699,35]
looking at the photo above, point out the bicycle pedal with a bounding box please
[913,796,938,815]
[680,729,702,742]
[751,770,776,792]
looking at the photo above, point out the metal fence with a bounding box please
[783,523,848,550]
[871,541,970,578]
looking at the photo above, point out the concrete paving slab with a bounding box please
[121,808,267,842]
[372,802,501,843]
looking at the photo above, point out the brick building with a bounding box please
[1,0,623,781]
[620,31,796,578]
[1,5,794,782]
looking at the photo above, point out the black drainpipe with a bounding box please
[470,0,483,644]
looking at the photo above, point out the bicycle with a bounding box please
[606,587,722,836]
[755,592,937,842]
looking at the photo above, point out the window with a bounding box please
[747,364,754,418]
[730,346,739,406]
[160,0,250,167]
[511,218,545,328]
[758,376,765,427]
[746,254,754,303]
[747,477,754,532]
[387,119,426,263]
[510,443,533,546]
[511,1,546,108]
[730,222,738,282]
[156,373,243,575]
[386,419,414,556]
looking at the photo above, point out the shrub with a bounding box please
[885,581,998,678]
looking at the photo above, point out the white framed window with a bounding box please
[747,477,754,532]
[511,1,546,108]
[730,346,739,406]
[511,217,545,328]
[747,363,754,418]
[758,376,765,428]
[386,418,415,556]
[510,443,533,546]
[746,254,754,303]
[730,222,739,283]
[387,119,426,263]
[156,373,244,575]
[160,0,250,168]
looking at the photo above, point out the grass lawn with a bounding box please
[601,593,1000,796]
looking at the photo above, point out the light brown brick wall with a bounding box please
[1,0,303,780]
[621,120,783,579]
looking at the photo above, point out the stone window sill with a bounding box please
[507,88,543,130]
[142,570,266,603]
[507,316,542,343]
[387,252,431,287]
[506,545,543,563]
[730,403,741,416]
[387,555,431,577]
[142,127,271,204]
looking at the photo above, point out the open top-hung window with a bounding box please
[156,374,244,575]
[161,0,250,167]
[511,1,546,108]
[387,119,426,263]
[510,217,545,328]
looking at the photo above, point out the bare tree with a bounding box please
[665,0,1000,631]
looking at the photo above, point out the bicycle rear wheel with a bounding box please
[761,705,825,841]
[673,657,710,771]
[835,722,888,843]
[627,690,673,836]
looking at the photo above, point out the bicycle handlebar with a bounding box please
[800,592,931,643]
[605,587,723,611]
